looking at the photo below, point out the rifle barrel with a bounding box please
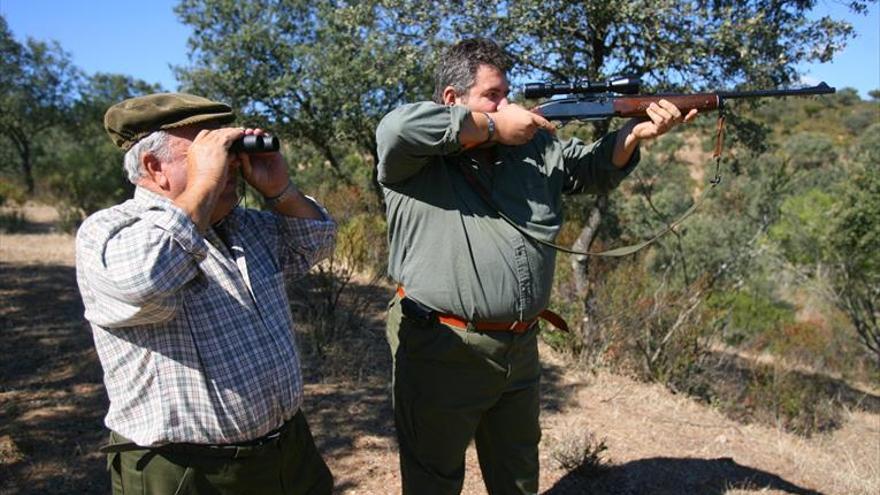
[716,82,836,99]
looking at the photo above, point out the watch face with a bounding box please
[484,112,495,140]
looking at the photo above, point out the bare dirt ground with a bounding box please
[1,204,878,494]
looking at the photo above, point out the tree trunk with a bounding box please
[571,194,607,297]
[571,119,612,298]
[571,194,607,348]
[21,152,34,195]
[18,138,34,195]
[7,127,34,195]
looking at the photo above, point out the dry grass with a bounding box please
[0,203,74,266]
[1,203,878,494]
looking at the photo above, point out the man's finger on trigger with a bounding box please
[533,114,556,133]
[684,109,699,122]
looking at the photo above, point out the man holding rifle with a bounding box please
[376,38,696,494]
[76,93,335,494]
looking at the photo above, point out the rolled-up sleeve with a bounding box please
[376,102,470,184]
[275,197,337,276]
[562,130,640,195]
[243,197,337,278]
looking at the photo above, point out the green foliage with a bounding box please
[0,177,26,206]
[430,0,868,91]
[576,259,714,390]
[174,0,438,203]
[850,121,880,164]
[708,289,794,346]
[769,189,836,265]
[742,365,842,436]
[335,212,388,277]
[0,16,82,193]
[826,125,880,360]
[763,123,880,361]
[40,73,160,229]
[832,87,861,106]
[781,132,837,171]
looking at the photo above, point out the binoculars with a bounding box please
[230,134,280,153]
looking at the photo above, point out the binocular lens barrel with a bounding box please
[230,135,280,153]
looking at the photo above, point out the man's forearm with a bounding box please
[612,119,641,168]
[460,111,493,148]
[173,185,220,232]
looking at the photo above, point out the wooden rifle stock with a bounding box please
[613,94,720,117]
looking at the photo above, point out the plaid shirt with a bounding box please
[75,187,336,446]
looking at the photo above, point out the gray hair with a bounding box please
[432,38,512,104]
[123,131,170,183]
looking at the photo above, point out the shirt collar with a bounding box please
[133,186,241,232]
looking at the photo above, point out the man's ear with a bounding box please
[142,152,169,190]
[442,86,459,106]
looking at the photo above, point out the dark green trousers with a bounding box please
[106,410,332,495]
[386,296,542,495]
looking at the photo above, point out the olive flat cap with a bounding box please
[104,93,236,150]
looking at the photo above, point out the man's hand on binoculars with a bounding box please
[238,128,290,198]
[186,127,244,200]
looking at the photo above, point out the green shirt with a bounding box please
[376,102,638,321]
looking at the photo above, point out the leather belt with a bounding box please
[396,286,569,333]
[100,422,288,459]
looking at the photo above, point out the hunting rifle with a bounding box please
[486,77,838,259]
[527,76,836,122]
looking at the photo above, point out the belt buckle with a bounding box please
[262,430,282,443]
[510,319,534,333]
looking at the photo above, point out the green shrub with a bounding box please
[708,289,794,346]
[580,259,713,388]
[0,178,26,206]
[782,132,837,171]
[335,213,388,277]
[744,365,842,436]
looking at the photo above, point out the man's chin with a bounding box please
[211,192,239,223]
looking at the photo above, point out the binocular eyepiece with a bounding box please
[230,134,280,153]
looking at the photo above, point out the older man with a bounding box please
[76,93,336,494]
[376,38,696,494]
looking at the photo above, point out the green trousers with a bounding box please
[106,410,333,495]
[386,295,542,495]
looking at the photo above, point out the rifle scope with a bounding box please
[524,76,641,99]
[230,134,280,153]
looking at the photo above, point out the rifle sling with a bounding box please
[456,115,726,258]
